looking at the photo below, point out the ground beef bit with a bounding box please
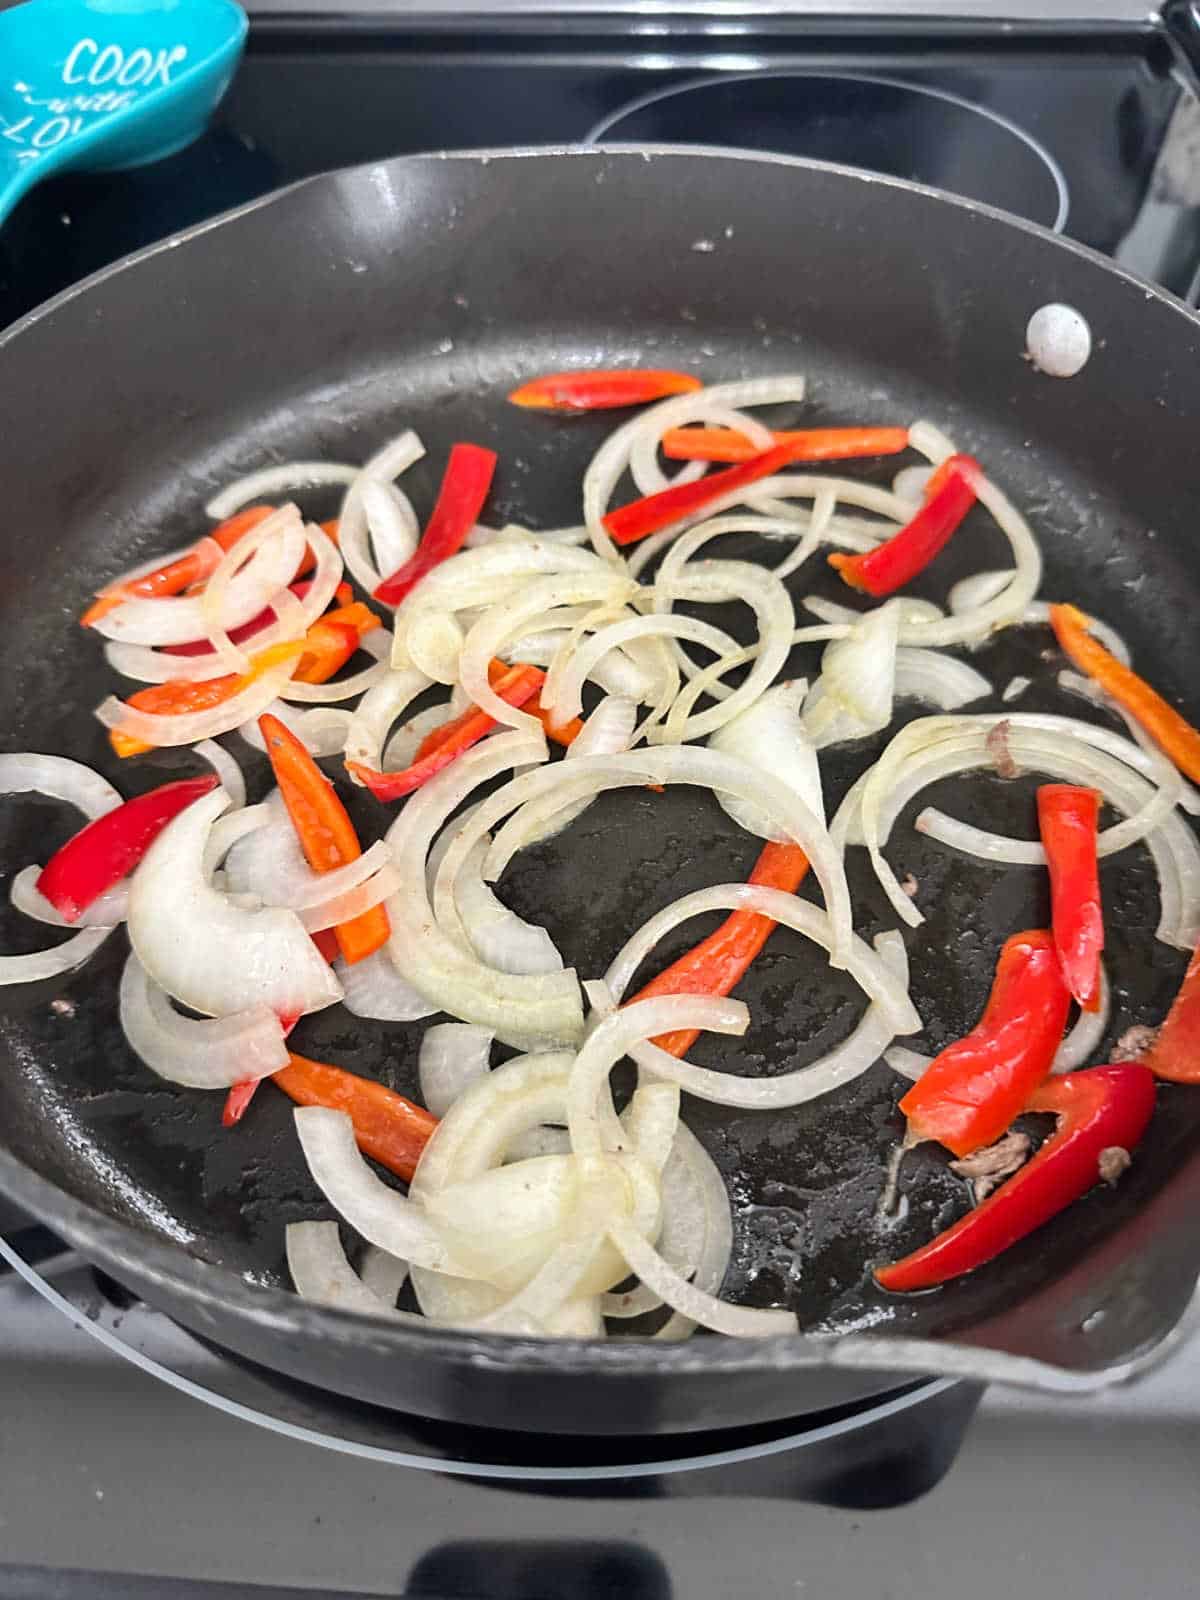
[1111,1024,1160,1062]
[1098,1146,1132,1185]
[950,1130,1032,1204]
[986,719,1021,780]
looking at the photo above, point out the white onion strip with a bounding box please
[419,1023,493,1118]
[206,463,358,521]
[96,652,301,749]
[119,950,287,1088]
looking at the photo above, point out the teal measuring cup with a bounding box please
[0,0,247,225]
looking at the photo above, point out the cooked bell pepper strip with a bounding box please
[221,1078,260,1128]
[1050,602,1200,786]
[603,441,800,547]
[259,712,390,965]
[310,927,341,964]
[1037,784,1104,1013]
[350,661,546,801]
[35,775,219,922]
[876,1064,1155,1292]
[660,425,909,464]
[828,453,981,597]
[373,443,497,605]
[292,619,361,685]
[109,640,304,758]
[627,839,811,1058]
[509,369,702,412]
[161,580,356,659]
[1143,941,1200,1083]
[898,929,1071,1159]
[530,698,584,747]
[81,506,278,627]
[271,1052,438,1180]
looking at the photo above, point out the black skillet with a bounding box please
[1,148,1199,1437]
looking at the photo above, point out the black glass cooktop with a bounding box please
[2,7,1200,333]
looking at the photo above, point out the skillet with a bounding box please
[1,146,1199,1436]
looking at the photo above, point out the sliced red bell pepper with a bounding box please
[829,453,981,597]
[1050,602,1200,786]
[1037,784,1104,1012]
[603,441,800,547]
[108,640,303,759]
[899,929,1071,1159]
[876,1064,1155,1292]
[35,775,219,922]
[349,660,546,801]
[1144,941,1200,1083]
[373,443,497,605]
[509,369,702,412]
[660,425,909,465]
[310,927,341,964]
[271,1051,438,1180]
[260,712,389,965]
[221,1078,261,1128]
[627,839,811,1057]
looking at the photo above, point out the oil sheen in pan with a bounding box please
[587,71,1069,233]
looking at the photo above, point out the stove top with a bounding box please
[5,5,1200,1596]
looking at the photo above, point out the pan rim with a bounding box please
[2,144,1199,1394]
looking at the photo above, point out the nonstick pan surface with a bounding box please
[1,148,1199,1436]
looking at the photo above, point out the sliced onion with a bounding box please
[708,680,823,840]
[508,696,640,852]
[237,701,353,758]
[343,668,433,777]
[384,731,585,1050]
[286,1221,416,1319]
[11,865,126,929]
[448,839,564,976]
[358,1244,409,1306]
[419,1023,493,1118]
[205,462,358,521]
[299,861,402,933]
[93,512,307,647]
[650,1122,734,1340]
[193,740,246,809]
[337,430,426,595]
[0,752,122,821]
[609,1215,795,1338]
[97,651,301,749]
[293,1108,456,1272]
[894,648,991,710]
[362,478,419,576]
[127,787,342,1018]
[334,947,438,1023]
[380,699,456,773]
[1002,674,1032,704]
[0,923,112,986]
[279,640,391,706]
[201,506,309,673]
[947,572,1132,666]
[119,950,287,1088]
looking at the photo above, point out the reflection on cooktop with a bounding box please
[588,73,1068,232]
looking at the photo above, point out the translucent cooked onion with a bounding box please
[119,950,288,1088]
[609,1215,795,1338]
[362,478,419,576]
[947,571,1132,666]
[337,430,426,596]
[11,865,127,929]
[343,668,434,777]
[419,1023,493,1117]
[201,506,309,673]
[286,1221,414,1320]
[542,613,737,731]
[279,634,391,705]
[127,787,342,1018]
[194,740,246,809]
[205,462,358,521]
[334,947,438,1023]
[97,651,301,749]
[384,732,586,1050]
[444,839,564,976]
[0,752,121,822]
[0,923,113,986]
[298,861,402,933]
[893,648,991,710]
[708,680,823,840]
[293,1108,457,1272]
[358,1244,409,1306]
[237,701,352,758]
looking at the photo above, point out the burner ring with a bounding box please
[587,71,1069,234]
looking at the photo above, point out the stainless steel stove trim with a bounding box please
[584,67,1071,231]
[244,1,1159,21]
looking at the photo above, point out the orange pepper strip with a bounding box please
[259,713,389,965]
[81,507,277,626]
[1050,602,1200,786]
[271,1052,437,1181]
[352,662,545,801]
[109,641,302,758]
[660,425,910,465]
[627,840,810,1058]
[509,369,702,412]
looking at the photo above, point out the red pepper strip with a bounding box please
[627,840,811,1058]
[509,369,702,412]
[828,454,981,597]
[310,927,341,964]
[603,442,800,548]
[265,1052,438,1180]
[660,425,910,465]
[1050,602,1200,786]
[1037,784,1104,1013]
[81,507,277,627]
[162,579,356,659]
[374,443,497,605]
[260,713,389,965]
[221,1078,260,1128]
[351,661,546,801]
[876,1064,1155,1292]
[899,930,1071,1159]
[35,776,219,922]
[109,640,304,759]
[1144,940,1200,1083]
